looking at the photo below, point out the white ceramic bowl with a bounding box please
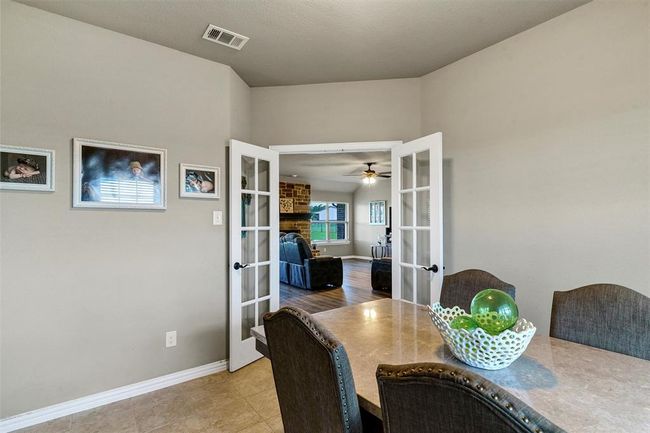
[428,302,536,370]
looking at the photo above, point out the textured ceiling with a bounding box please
[17,0,589,87]
[280,152,391,193]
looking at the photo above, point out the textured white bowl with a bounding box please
[428,302,536,370]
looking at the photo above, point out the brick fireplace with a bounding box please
[280,181,312,244]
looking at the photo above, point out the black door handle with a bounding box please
[421,264,439,273]
[233,262,249,270]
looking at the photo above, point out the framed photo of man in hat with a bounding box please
[73,138,166,209]
[0,144,55,191]
[180,163,220,199]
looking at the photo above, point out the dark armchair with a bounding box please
[376,362,566,433]
[440,269,516,311]
[264,306,363,433]
[280,233,343,290]
[550,284,650,360]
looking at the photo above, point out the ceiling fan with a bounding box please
[345,162,391,184]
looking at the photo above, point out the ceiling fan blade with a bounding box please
[378,174,392,178]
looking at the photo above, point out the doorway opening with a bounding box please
[271,142,399,314]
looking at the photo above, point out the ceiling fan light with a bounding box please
[369,177,377,184]
[362,177,370,184]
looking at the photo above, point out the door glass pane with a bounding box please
[416,190,430,226]
[241,304,255,341]
[242,193,255,227]
[401,265,414,302]
[416,151,430,187]
[241,231,255,264]
[258,195,270,227]
[258,230,270,262]
[400,229,413,264]
[401,191,413,227]
[241,156,256,191]
[258,159,270,192]
[416,229,430,267]
[416,268,431,305]
[258,264,270,297]
[401,154,413,189]
[242,267,255,302]
[258,299,270,326]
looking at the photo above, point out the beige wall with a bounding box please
[353,181,391,257]
[0,1,249,417]
[310,189,355,257]
[251,78,421,146]
[420,0,649,333]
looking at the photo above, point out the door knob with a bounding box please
[233,262,249,270]
[421,265,439,273]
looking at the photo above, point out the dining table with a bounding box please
[251,298,650,433]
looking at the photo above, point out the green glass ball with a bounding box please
[470,289,519,335]
[450,315,479,332]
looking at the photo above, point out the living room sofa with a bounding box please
[279,233,343,290]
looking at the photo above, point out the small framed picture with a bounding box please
[180,164,220,199]
[369,200,387,225]
[73,138,166,209]
[0,145,55,191]
[280,198,294,213]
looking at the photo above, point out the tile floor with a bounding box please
[17,359,283,433]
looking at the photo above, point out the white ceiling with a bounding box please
[17,0,589,87]
[280,151,391,193]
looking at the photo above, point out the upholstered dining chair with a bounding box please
[376,362,566,433]
[263,306,363,433]
[440,269,516,311]
[550,284,650,360]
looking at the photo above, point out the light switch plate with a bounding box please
[212,210,223,225]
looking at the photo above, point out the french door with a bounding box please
[391,133,443,305]
[229,140,279,371]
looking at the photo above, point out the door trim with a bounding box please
[269,141,401,155]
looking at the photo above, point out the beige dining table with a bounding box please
[251,298,650,433]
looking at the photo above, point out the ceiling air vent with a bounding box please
[202,24,249,50]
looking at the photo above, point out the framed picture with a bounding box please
[0,145,55,191]
[369,200,387,225]
[180,164,220,199]
[73,138,166,209]
[280,198,294,213]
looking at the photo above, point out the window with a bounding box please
[310,202,349,243]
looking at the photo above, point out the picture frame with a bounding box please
[369,200,387,225]
[280,198,294,213]
[180,163,220,199]
[73,138,166,209]
[0,144,55,191]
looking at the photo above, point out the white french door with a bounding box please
[229,140,279,371]
[391,133,443,305]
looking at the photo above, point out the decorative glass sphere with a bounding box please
[470,289,519,335]
[450,315,479,332]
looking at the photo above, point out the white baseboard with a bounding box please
[341,255,373,261]
[0,359,228,433]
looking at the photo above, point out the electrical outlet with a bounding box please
[165,331,177,348]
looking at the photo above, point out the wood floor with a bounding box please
[280,259,389,314]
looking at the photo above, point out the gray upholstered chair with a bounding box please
[440,269,516,311]
[550,284,650,360]
[376,362,566,433]
[263,306,363,433]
